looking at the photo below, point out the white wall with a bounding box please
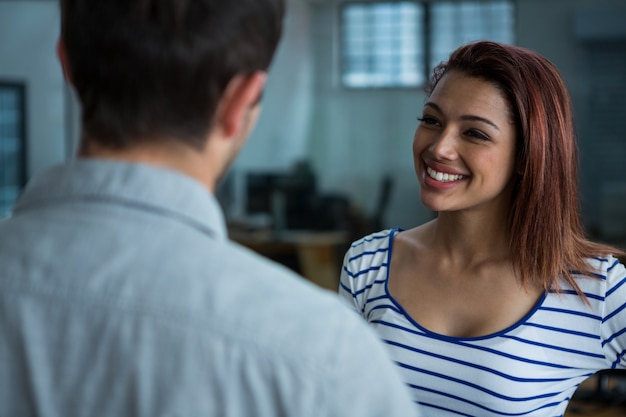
[0,1,66,178]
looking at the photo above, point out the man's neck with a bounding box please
[78,139,219,192]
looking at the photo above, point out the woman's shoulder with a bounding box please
[349,228,400,252]
[343,228,400,277]
[583,255,625,280]
[568,255,626,299]
[341,229,399,299]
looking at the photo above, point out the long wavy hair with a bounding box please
[428,41,624,297]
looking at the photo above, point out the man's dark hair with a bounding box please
[60,0,285,150]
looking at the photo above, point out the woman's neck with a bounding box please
[424,209,512,268]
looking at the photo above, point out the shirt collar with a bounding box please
[14,158,228,240]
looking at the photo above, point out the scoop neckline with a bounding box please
[383,227,547,342]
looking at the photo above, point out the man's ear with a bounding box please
[217,72,267,139]
[56,38,74,85]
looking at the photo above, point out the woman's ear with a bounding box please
[56,38,74,85]
[217,72,267,139]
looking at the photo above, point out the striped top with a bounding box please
[339,228,626,417]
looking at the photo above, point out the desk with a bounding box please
[230,228,349,291]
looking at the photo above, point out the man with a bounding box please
[0,1,422,416]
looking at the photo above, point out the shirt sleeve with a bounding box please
[600,255,626,369]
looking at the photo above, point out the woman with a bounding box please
[339,41,626,416]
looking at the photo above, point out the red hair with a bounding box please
[428,41,624,297]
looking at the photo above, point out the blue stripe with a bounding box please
[372,320,579,369]
[602,300,626,323]
[396,361,561,402]
[368,304,401,315]
[351,279,386,296]
[409,384,570,416]
[610,350,625,369]
[537,306,601,321]
[348,247,388,263]
[365,294,388,304]
[606,274,626,298]
[501,335,605,359]
[342,263,388,279]
[602,326,626,348]
[547,288,604,301]
[385,339,579,383]
[607,258,620,272]
[570,269,606,280]
[523,322,598,339]
[339,281,355,298]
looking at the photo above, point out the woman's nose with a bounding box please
[429,130,458,160]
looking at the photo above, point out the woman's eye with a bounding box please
[465,129,489,141]
[417,116,439,126]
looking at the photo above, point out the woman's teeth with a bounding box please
[427,167,465,182]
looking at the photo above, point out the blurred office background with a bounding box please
[1,0,625,248]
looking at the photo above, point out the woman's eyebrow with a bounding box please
[424,101,500,131]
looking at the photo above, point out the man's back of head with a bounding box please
[59,0,284,151]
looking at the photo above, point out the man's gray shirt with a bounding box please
[0,160,421,417]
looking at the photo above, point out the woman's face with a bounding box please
[413,70,517,214]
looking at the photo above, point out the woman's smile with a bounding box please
[425,165,467,183]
